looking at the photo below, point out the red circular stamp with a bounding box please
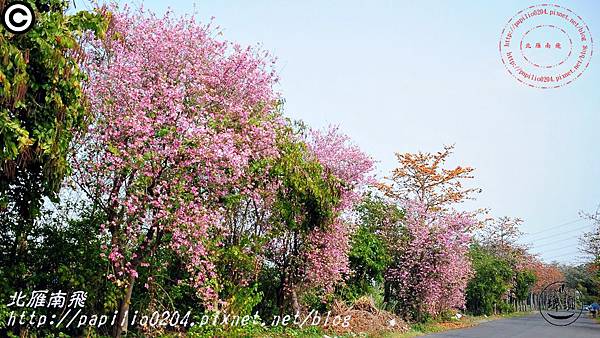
[499,4,593,89]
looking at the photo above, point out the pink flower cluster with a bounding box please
[75,6,281,301]
[303,126,374,292]
[386,201,474,316]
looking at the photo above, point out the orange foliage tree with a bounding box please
[378,145,481,211]
[524,259,564,293]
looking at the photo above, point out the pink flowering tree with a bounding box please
[303,126,374,292]
[74,7,281,336]
[385,201,474,320]
[261,125,373,314]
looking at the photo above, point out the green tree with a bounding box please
[466,245,513,315]
[514,269,536,301]
[263,129,341,314]
[0,1,106,335]
[1,0,107,205]
[342,194,400,301]
[564,264,600,305]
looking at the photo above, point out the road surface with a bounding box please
[424,313,599,338]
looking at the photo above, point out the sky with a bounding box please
[99,0,600,264]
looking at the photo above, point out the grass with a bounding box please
[165,311,536,337]
[251,311,536,338]
[384,311,534,338]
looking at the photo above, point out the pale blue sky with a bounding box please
[97,0,600,264]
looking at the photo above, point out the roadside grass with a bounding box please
[383,311,534,338]
[169,311,536,337]
[251,311,535,337]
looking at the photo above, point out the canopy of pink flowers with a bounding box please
[76,7,281,300]
[386,201,474,316]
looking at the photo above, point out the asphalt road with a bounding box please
[424,313,599,338]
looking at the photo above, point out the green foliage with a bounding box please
[1,0,107,195]
[270,132,341,234]
[341,194,400,300]
[564,264,600,304]
[466,245,513,316]
[1,0,107,320]
[256,265,284,318]
[513,269,536,301]
[0,200,115,337]
[188,321,265,338]
[213,233,265,313]
[261,126,343,313]
[228,284,264,317]
[0,3,107,334]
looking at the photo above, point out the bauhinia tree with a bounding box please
[303,126,374,294]
[264,126,373,314]
[263,132,341,314]
[379,145,479,320]
[385,201,474,320]
[209,124,373,316]
[76,7,282,337]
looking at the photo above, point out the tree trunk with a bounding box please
[291,288,300,315]
[113,274,136,338]
[384,280,391,303]
[277,270,287,315]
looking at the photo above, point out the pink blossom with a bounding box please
[75,5,282,303]
[386,200,474,317]
[304,126,374,292]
